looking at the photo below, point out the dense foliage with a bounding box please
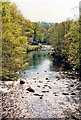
[47,20,79,71]
[2,2,33,80]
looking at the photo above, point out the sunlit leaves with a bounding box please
[2,2,30,80]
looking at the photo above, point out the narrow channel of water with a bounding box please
[21,49,60,79]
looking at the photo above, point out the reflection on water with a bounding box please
[26,50,53,69]
[22,50,56,79]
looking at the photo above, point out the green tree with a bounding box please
[2,2,29,80]
[63,21,79,69]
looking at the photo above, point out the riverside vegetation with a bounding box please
[2,1,80,80]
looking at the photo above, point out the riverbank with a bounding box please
[0,70,81,119]
[48,50,80,80]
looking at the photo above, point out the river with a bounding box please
[1,47,81,119]
[21,49,59,79]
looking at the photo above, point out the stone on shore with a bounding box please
[20,80,25,84]
[26,86,35,93]
[45,78,49,80]
[71,93,76,95]
[62,93,69,95]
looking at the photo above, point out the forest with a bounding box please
[2,1,80,80]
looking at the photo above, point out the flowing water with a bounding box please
[22,49,59,79]
[1,47,81,119]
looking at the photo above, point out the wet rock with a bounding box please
[48,86,52,89]
[33,78,37,80]
[37,72,39,74]
[26,91,29,93]
[62,93,69,95]
[55,94,58,96]
[70,84,74,87]
[56,76,61,80]
[39,81,43,83]
[47,80,50,82]
[44,84,48,86]
[42,90,49,93]
[53,92,59,96]
[42,86,45,88]
[33,94,43,96]
[26,87,35,93]
[37,85,40,88]
[44,71,47,72]
[40,96,43,99]
[34,81,36,83]
[45,78,49,80]
[71,93,76,95]
[20,80,25,84]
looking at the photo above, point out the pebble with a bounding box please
[56,76,61,80]
[33,78,37,80]
[62,93,69,95]
[42,90,49,93]
[39,81,43,83]
[37,72,39,74]
[40,96,43,99]
[33,94,43,96]
[45,78,49,80]
[37,85,40,88]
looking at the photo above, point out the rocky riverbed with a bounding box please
[0,71,81,119]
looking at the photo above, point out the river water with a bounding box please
[22,49,59,79]
[1,47,81,119]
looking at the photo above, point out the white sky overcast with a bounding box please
[11,0,80,23]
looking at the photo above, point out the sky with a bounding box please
[11,0,80,23]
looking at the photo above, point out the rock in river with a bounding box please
[42,90,49,93]
[33,77,37,80]
[26,86,35,93]
[62,93,69,95]
[70,84,74,87]
[56,76,61,80]
[20,80,25,84]
[45,78,49,80]
[71,93,76,95]
[33,93,43,96]
[37,72,39,74]
[40,96,43,99]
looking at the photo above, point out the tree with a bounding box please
[2,2,29,80]
[63,21,79,69]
